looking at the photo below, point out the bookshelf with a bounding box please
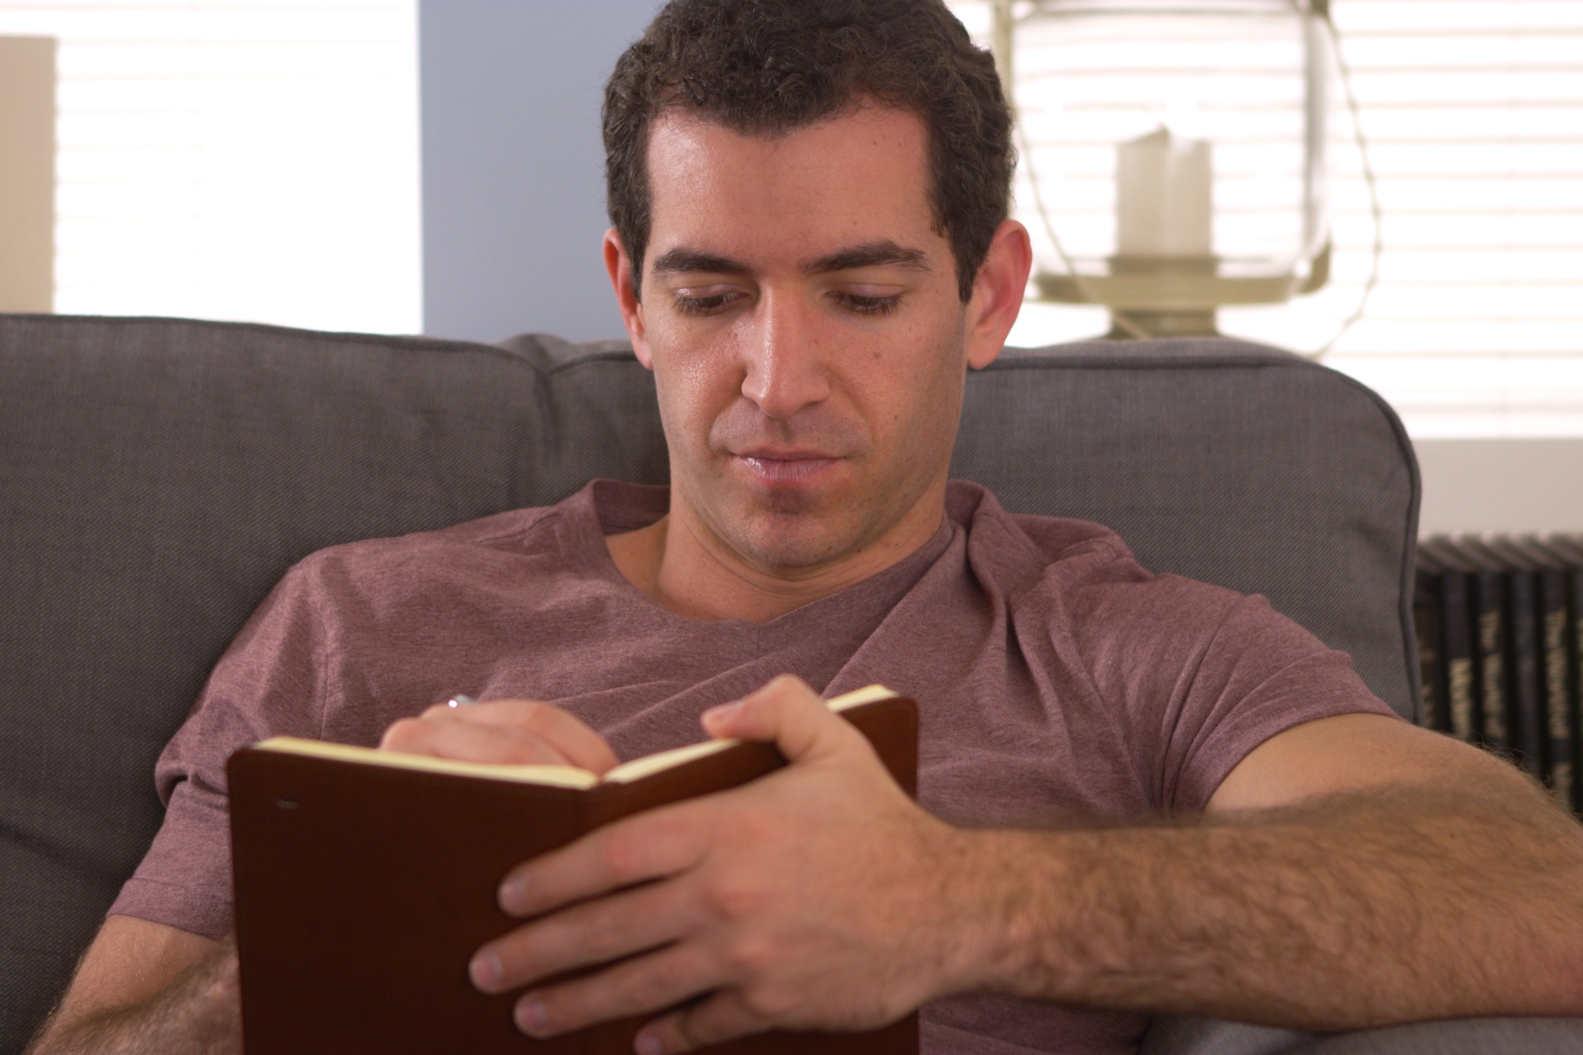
[1414,534,1583,814]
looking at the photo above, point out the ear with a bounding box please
[604,227,654,371]
[963,219,1032,370]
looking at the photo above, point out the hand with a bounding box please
[467,675,976,1054]
[379,697,619,774]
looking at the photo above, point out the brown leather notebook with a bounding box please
[229,686,919,1055]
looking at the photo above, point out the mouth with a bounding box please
[732,449,842,487]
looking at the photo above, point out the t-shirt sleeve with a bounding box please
[107,562,332,938]
[1146,585,1400,812]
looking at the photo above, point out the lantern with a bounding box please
[992,0,1337,337]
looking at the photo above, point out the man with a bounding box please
[28,2,1583,1054]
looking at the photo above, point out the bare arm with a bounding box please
[465,679,1583,1053]
[955,716,1583,1029]
[26,916,237,1055]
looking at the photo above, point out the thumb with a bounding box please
[700,674,856,765]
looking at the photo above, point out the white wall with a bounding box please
[1415,439,1583,535]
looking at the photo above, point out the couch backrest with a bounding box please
[0,314,1418,1050]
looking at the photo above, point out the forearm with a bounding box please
[949,777,1583,1029]
[28,938,241,1055]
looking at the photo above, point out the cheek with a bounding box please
[862,318,964,436]
[648,330,743,442]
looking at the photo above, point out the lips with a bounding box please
[733,450,841,486]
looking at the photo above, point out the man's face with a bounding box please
[611,106,1003,575]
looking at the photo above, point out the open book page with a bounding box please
[249,738,602,789]
[251,684,899,790]
[602,683,899,783]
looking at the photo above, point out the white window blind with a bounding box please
[0,0,421,335]
[953,0,1583,438]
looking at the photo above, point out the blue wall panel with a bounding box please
[420,2,660,343]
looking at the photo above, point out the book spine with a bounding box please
[1472,567,1510,752]
[1530,562,1573,811]
[1504,566,1545,781]
[1571,558,1583,814]
[1413,568,1448,732]
[1440,569,1477,744]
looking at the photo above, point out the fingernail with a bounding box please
[469,952,503,991]
[702,700,742,727]
[498,879,527,915]
[635,1032,666,1055]
[515,998,549,1034]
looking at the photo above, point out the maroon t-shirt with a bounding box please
[111,479,1395,1054]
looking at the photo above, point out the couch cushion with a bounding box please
[954,339,1419,728]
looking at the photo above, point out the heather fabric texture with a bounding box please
[110,480,1394,1055]
[1,315,1429,1053]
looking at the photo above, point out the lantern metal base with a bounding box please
[1104,310,1219,339]
[1033,268,1303,311]
[1030,242,1332,340]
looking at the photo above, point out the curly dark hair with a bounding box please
[602,0,1014,303]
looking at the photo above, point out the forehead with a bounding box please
[642,106,941,268]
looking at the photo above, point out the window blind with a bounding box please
[0,0,421,335]
[953,0,1583,438]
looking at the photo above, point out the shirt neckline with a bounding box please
[561,479,957,632]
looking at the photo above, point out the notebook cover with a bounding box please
[230,696,920,1055]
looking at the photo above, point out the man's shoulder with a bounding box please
[295,504,558,575]
[280,488,609,606]
[948,479,1247,621]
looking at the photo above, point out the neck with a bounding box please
[606,485,947,624]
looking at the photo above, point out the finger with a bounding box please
[634,990,770,1055]
[442,700,620,774]
[498,801,714,917]
[379,701,618,773]
[699,675,864,766]
[379,714,584,766]
[509,943,721,1039]
[471,877,694,993]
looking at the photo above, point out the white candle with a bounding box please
[1115,127,1213,259]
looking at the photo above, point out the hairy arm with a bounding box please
[471,681,1583,1054]
[957,723,1583,1029]
[26,916,237,1055]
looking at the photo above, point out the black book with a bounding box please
[1531,534,1583,814]
[1507,536,1577,811]
[1412,548,1450,733]
[1457,538,1512,753]
[1466,537,1545,783]
[1417,537,1480,744]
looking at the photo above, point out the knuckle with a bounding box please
[378,718,423,751]
[599,829,644,880]
[579,910,626,959]
[626,966,676,1010]
[738,981,796,1022]
[702,877,768,923]
[720,934,776,977]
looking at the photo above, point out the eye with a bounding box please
[833,292,902,316]
[673,290,744,316]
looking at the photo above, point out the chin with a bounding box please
[731,512,854,571]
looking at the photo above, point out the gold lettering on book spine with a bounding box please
[1543,609,1572,809]
[1447,658,1475,743]
[1478,611,1506,742]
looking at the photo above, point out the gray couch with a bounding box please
[0,313,1577,1053]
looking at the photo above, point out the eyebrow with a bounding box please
[806,240,931,275]
[650,248,747,277]
[648,239,931,279]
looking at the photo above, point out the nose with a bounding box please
[738,288,830,420]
